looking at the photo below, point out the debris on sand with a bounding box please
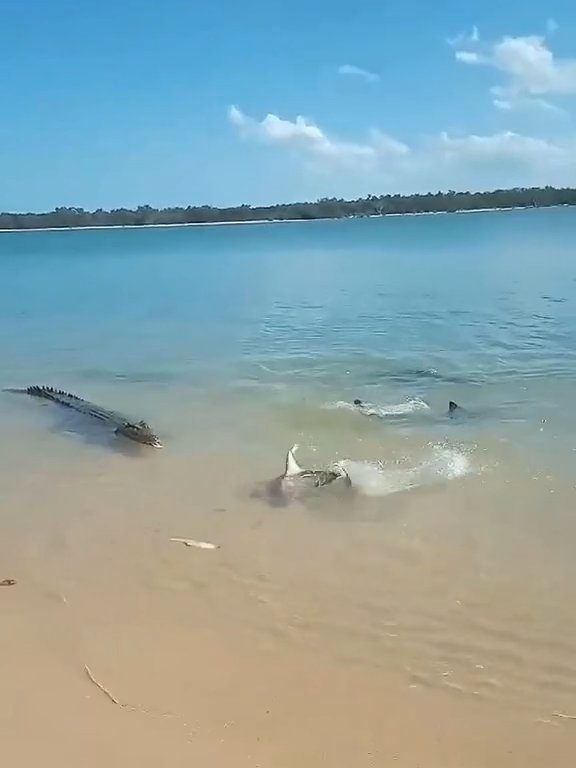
[170,538,219,550]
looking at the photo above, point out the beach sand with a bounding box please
[1,443,575,767]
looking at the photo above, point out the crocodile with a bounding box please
[8,386,162,447]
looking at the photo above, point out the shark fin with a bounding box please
[448,401,459,413]
[284,444,303,477]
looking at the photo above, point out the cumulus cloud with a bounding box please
[228,105,328,146]
[227,106,408,165]
[337,64,380,83]
[491,35,576,95]
[435,130,564,164]
[417,130,575,192]
[228,24,576,194]
[228,105,576,192]
[451,26,576,111]
[369,129,411,157]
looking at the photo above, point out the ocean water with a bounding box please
[1,208,576,724]
[1,208,575,465]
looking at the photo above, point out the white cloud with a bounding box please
[227,106,408,165]
[415,130,575,193]
[228,105,247,128]
[435,130,564,164]
[369,129,410,157]
[455,50,481,64]
[451,28,576,111]
[493,98,513,111]
[492,90,565,114]
[228,106,576,191]
[492,36,576,95]
[229,106,326,145]
[337,64,380,83]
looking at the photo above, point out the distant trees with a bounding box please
[1,186,575,230]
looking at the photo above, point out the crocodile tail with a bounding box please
[26,385,51,398]
[26,385,59,399]
[54,388,82,400]
[25,386,82,401]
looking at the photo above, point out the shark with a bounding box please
[252,444,352,506]
[273,444,351,499]
[448,400,465,418]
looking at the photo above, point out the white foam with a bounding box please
[326,397,431,417]
[336,445,472,497]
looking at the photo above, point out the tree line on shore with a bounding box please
[1,186,575,230]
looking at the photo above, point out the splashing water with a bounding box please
[336,444,472,497]
[325,397,431,418]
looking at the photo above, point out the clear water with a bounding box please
[1,208,576,720]
[1,207,575,465]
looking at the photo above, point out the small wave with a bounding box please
[336,445,472,497]
[77,369,177,384]
[325,397,431,417]
[376,368,472,386]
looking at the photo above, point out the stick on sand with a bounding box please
[170,537,219,550]
[553,711,576,721]
[84,665,122,706]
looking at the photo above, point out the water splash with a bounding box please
[336,444,472,497]
[325,397,431,418]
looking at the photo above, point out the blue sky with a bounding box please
[2,0,576,211]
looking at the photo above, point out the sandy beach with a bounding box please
[1,441,575,768]
[4,0,576,758]
[2,209,576,766]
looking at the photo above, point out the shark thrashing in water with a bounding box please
[7,386,162,447]
[353,398,463,418]
[274,444,351,499]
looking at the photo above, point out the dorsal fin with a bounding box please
[449,401,459,413]
[284,444,303,477]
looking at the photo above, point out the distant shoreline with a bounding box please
[0,203,567,234]
[0,217,316,234]
[1,185,574,233]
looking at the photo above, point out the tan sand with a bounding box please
[1,445,575,767]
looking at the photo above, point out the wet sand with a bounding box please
[2,203,576,765]
[1,438,575,767]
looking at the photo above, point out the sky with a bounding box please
[2,0,576,211]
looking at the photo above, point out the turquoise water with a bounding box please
[0,208,575,466]
[2,208,576,719]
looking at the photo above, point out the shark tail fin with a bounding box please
[284,444,303,477]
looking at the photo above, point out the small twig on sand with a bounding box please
[170,537,219,550]
[553,711,576,721]
[0,579,16,587]
[84,665,123,706]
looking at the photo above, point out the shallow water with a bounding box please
[1,209,576,761]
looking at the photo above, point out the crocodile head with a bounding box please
[115,421,163,448]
